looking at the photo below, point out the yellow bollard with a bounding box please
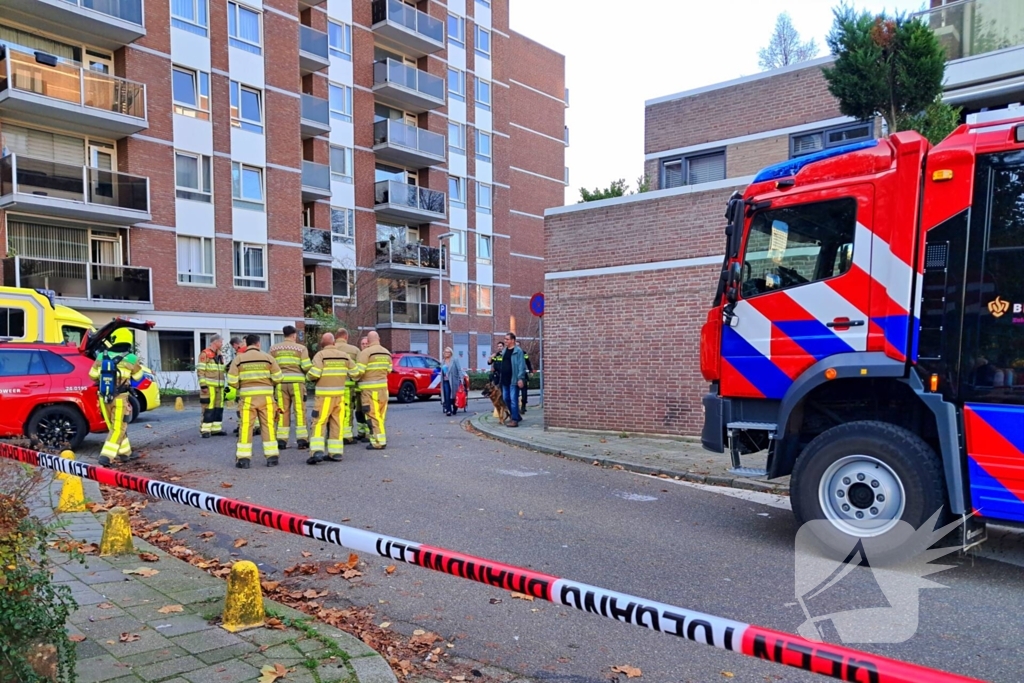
[221,561,265,632]
[56,450,86,513]
[175,396,184,411]
[99,507,135,556]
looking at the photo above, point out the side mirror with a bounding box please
[725,262,741,303]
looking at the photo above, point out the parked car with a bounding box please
[389,352,443,403]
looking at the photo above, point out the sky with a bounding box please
[509,0,928,205]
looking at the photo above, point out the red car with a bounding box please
[0,318,153,449]
[389,352,443,403]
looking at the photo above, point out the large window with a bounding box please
[231,162,264,210]
[329,84,353,123]
[475,26,491,58]
[449,176,465,209]
[230,82,263,133]
[450,229,466,257]
[450,282,468,314]
[447,14,465,47]
[233,241,266,289]
[175,151,212,202]
[477,285,493,315]
[791,123,872,158]
[476,182,492,214]
[740,198,857,298]
[448,68,465,102]
[333,268,355,302]
[661,151,725,188]
[476,131,492,163]
[172,66,210,119]
[477,233,492,263]
[156,331,195,372]
[448,122,465,155]
[0,308,26,339]
[331,207,355,244]
[177,235,214,285]
[475,78,491,111]
[328,21,352,60]
[172,0,208,35]
[228,2,262,54]
[330,146,354,183]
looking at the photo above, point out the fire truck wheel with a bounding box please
[791,420,949,565]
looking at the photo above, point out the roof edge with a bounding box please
[545,175,755,218]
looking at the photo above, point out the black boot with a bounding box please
[297,439,309,450]
[306,451,324,465]
[202,432,211,439]
[277,439,287,450]
[236,458,250,469]
[266,456,279,467]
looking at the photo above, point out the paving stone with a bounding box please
[133,654,206,681]
[349,654,398,683]
[66,558,116,576]
[238,625,297,648]
[144,613,217,637]
[137,575,211,596]
[119,644,189,667]
[75,653,137,683]
[318,659,357,683]
[323,629,378,659]
[96,628,177,658]
[78,569,136,585]
[96,580,171,607]
[163,586,224,605]
[73,638,109,660]
[171,627,245,655]
[50,565,77,583]
[69,600,130,625]
[181,659,261,683]
[194,641,260,665]
[294,636,328,655]
[76,615,151,641]
[69,584,108,606]
[257,642,306,662]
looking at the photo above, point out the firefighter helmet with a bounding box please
[108,328,134,352]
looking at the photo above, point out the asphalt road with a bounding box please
[75,399,1022,683]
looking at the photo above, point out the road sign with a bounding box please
[529,292,544,317]
[439,303,447,323]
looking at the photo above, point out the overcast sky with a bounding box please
[509,0,928,204]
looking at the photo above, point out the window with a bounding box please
[172,0,208,35]
[328,21,352,60]
[231,162,264,210]
[172,66,210,119]
[330,146,354,183]
[0,308,26,339]
[177,235,214,285]
[475,26,491,58]
[447,14,465,47]
[475,78,491,111]
[0,350,47,376]
[476,130,492,163]
[477,233,492,262]
[476,0,490,7]
[448,68,465,102]
[333,268,355,302]
[448,176,465,209]
[477,182,492,214]
[477,285,493,314]
[448,122,465,154]
[229,82,262,133]
[175,152,212,202]
[740,198,857,298]
[155,331,196,372]
[450,283,468,314]
[329,84,352,123]
[661,151,725,188]
[450,229,466,257]
[791,123,872,158]
[228,2,262,54]
[233,241,266,288]
[41,350,74,375]
[331,207,355,244]
[983,163,1024,250]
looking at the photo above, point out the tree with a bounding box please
[758,12,819,70]
[578,179,628,203]
[822,4,947,138]
[899,99,962,145]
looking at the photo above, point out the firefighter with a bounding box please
[306,332,357,464]
[230,337,260,436]
[196,334,228,437]
[269,325,312,451]
[352,331,392,450]
[89,328,144,466]
[226,334,283,468]
[355,335,372,440]
[333,328,363,444]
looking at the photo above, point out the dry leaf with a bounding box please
[341,517,351,522]
[452,676,466,682]
[264,618,286,630]
[233,538,248,548]
[220,482,233,488]
[122,567,159,577]
[382,478,392,483]
[341,569,363,580]
[68,634,86,642]
[557,509,564,514]
[611,665,642,678]
[302,589,320,599]
[157,605,184,614]
[325,566,341,575]
[720,674,735,679]
[119,633,140,643]
[198,531,215,539]
[97,602,114,610]
[379,622,391,629]
[138,552,159,562]
[409,630,440,647]
[79,543,98,554]
[385,565,396,574]
[261,580,280,591]
[258,663,288,683]
[166,524,189,534]
[300,551,312,557]
[511,592,535,601]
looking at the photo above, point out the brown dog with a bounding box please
[482,382,511,425]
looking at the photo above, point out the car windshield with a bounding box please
[62,325,89,345]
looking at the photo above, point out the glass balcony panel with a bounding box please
[87,167,149,211]
[914,0,1024,60]
[82,0,145,26]
[300,25,329,59]
[302,227,332,255]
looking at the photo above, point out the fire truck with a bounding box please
[700,109,1024,553]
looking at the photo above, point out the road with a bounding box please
[75,398,1021,683]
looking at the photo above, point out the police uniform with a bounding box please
[521,352,533,414]
[197,346,227,436]
[226,348,283,467]
[88,329,144,466]
[333,339,365,442]
[269,339,312,449]
[306,345,357,463]
[352,343,392,449]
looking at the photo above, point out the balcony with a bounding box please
[0,154,150,225]
[371,0,445,58]
[0,47,147,138]
[302,227,332,264]
[304,294,333,319]
[374,180,446,224]
[0,0,145,50]
[375,240,443,279]
[376,300,440,329]
[2,256,153,311]
[299,25,330,74]
[301,160,331,201]
[373,119,445,168]
[372,59,445,113]
[300,94,330,139]
[297,0,323,7]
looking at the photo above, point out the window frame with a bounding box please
[450,282,468,314]
[0,308,27,340]
[228,1,263,55]
[448,176,465,209]
[229,81,263,134]
[172,0,209,35]
[172,65,210,119]
[448,122,465,154]
[175,151,212,202]
[475,130,492,163]
[330,145,354,183]
[790,122,873,159]
[476,182,492,214]
[447,14,465,47]
[332,268,355,303]
[450,229,467,258]
[329,83,353,123]
[448,68,465,102]
[176,234,215,287]
[476,284,493,315]
[660,150,726,189]
[476,233,492,263]
[231,162,265,211]
[474,25,491,58]
[232,240,267,290]
[328,20,352,60]
[475,78,491,111]
[330,207,355,244]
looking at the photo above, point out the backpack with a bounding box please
[97,353,124,402]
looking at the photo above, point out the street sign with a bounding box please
[439,303,447,323]
[529,292,544,317]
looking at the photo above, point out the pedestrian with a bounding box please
[269,325,312,451]
[521,350,533,415]
[353,331,392,450]
[499,332,526,428]
[333,329,363,444]
[226,334,283,468]
[440,347,465,416]
[487,342,504,386]
[307,332,357,464]
[89,328,145,465]
[196,334,228,437]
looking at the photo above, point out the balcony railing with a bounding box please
[299,24,329,72]
[304,294,334,318]
[375,240,443,271]
[75,0,144,26]
[1,154,149,216]
[0,46,147,120]
[373,119,445,166]
[376,300,439,327]
[302,227,332,256]
[301,160,331,198]
[371,0,444,56]
[374,180,446,218]
[913,0,1024,61]
[301,94,329,125]
[2,256,152,306]
[372,59,445,111]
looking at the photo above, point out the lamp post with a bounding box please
[436,232,455,360]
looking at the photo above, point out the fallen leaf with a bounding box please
[342,569,362,580]
[264,618,286,630]
[381,478,392,483]
[79,543,98,555]
[452,675,465,681]
[138,552,160,562]
[119,633,141,643]
[220,482,233,488]
[302,589,320,599]
[170,546,192,556]
[166,524,189,534]
[409,630,440,647]
[511,592,535,601]
[157,605,184,614]
[233,538,248,548]
[341,517,351,522]
[611,665,642,678]
[258,663,288,683]
[198,531,215,539]
[557,509,564,514]
[385,565,396,574]
[68,634,86,642]
[106,640,115,645]
[300,551,312,557]
[379,622,391,629]
[261,580,280,591]
[97,602,114,609]
[325,565,341,575]
[720,673,735,679]
[122,567,159,577]
[518,510,524,517]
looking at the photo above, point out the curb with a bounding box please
[467,413,786,494]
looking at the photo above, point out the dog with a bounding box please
[482,382,511,425]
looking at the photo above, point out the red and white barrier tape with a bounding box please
[3,443,985,683]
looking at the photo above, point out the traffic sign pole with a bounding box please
[529,293,544,406]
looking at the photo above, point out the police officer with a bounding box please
[269,325,312,451]
[487,342,504,386]
[307,332,357,464]
[197,334,228,437]
[89,328,144,466]
[227,334,283,468]
[352,331,392,450]
[333,328,362,444]
[521,350,533,415]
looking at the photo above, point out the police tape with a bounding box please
[2,443,985,683]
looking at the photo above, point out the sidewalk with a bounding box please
[33,476,397,683]
[468,406,787,493]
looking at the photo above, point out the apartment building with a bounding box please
[0,0,565,389]
[543,0,1024,437]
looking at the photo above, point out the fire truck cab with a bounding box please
[700,109,1024,553]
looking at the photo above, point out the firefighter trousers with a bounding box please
[276,382,308,442]
[99,394,132,461]
[310,393,346,456]
[361,387,389,448]
[236,395,279,460]
[200,385,225,434]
